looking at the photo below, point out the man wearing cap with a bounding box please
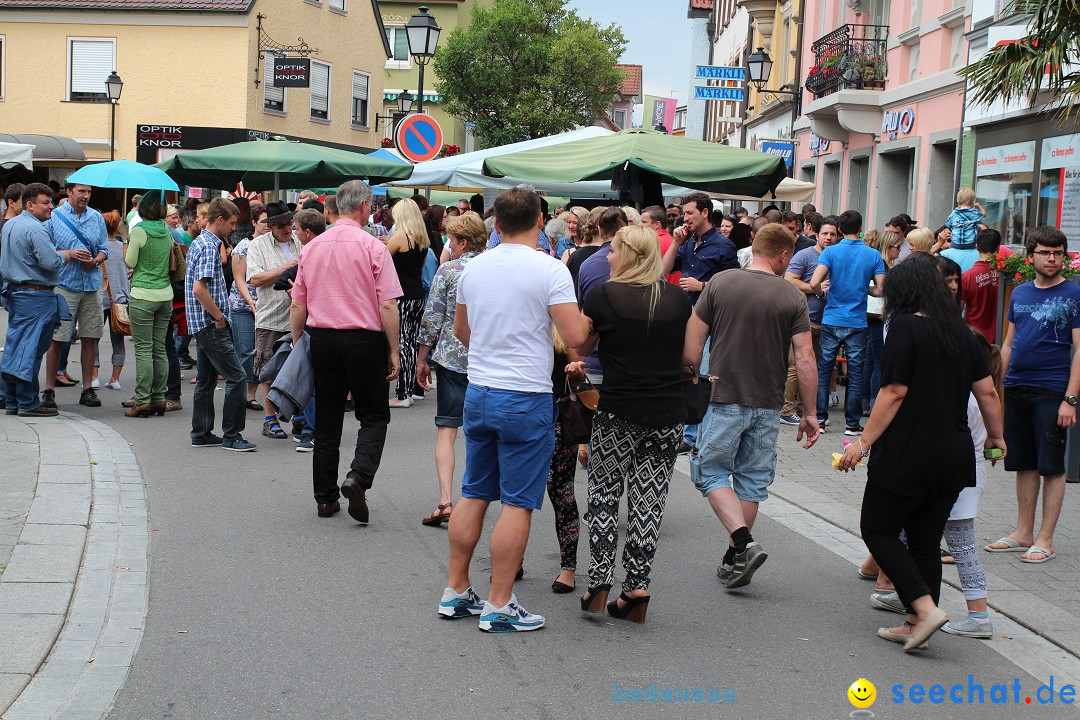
[246,201,303,439]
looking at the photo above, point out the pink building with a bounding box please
[793,0,970,230]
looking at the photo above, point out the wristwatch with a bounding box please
[1066,395,1077,407]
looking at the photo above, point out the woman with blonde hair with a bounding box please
[906,227,936,254]
[416,213,487,525]
[386,198,431,408]
[565,206,606,277]
[576,225,692,624]
[874,230,904,268]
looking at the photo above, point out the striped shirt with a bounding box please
[245,231,302,332]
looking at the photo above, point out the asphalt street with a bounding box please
[25,359,1050,720]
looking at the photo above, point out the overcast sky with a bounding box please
[566,0,691,107]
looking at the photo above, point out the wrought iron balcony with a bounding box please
[806,24,889,98]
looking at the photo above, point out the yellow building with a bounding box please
[739,0,801,170]
[0,0,392,185]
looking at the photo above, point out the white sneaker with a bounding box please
[829,392,840,408]
[91,378,101,389]
[478,594,545,632]
[438,587,485,619]
[106,381,122,390]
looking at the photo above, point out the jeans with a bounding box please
[176,332,193,358]
[309,327,390,504]
[817,325,867,430]
[191,325,247,442]
[165,321,181,401]
[102,308,126,368]
[690,403,781,502]
[230,309,256,384]
[129,297,171,404]
[1,290,60,411]
[861,320,884,411]
[57,321,77,375]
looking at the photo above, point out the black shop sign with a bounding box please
[273,57,311,87]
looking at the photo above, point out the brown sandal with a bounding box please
[421,502,453,526]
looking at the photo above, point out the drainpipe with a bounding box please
[790,2,804,180]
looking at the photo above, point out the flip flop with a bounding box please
[1019,546,1055,564]
[984,537,1027,553]
[421,502,453,527]
[857,569,878,580]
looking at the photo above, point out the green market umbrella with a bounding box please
[154,137,413,193]
[482,128,787,204]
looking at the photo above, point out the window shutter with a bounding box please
[264,58,284,111]
[394,28,409,61]
[69,40,113,99]
[311,62,329,119]
[330,0,345,9]
[351,72,369,125]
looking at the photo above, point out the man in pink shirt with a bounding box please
[641,205,680,284]
[290,180,403,522]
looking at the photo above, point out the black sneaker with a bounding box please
[296,435,314,452]
[677,441,693,455]
[292,418,306,442]
[844,425,864,436]
[41,388,57,409]
[19,405,59,416]
[779,413,801,426]
[724,542,768,590]
[191,434,224,448]
[179,354,195,369]
[79,388,101,407]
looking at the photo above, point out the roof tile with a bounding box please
[0,0,250,11]
[616,64,642,97]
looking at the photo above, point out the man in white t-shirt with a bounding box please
[437,186,588,633]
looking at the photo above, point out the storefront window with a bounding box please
[1038,133,1080,239]
[975,141,1035,247]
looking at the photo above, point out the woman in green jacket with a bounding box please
[124,190,174,417]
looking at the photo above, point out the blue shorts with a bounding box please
[434,364,467,428]
[461,384,555,510]
[690,403,780,502]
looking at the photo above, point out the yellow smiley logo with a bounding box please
[848,678,876,709]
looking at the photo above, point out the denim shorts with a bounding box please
[1004,385,1067,476]
[434,364,467,428]
[690,403,781,502]
[461,384,555,510]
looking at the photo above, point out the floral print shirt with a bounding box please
[417,251,477,373]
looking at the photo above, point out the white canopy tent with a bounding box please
[709,177,816,204]
[0,142,34,171]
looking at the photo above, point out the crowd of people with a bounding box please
[1,177,1074,649]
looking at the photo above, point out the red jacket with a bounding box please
[657,229,682,284]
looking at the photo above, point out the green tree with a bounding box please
[433,0,627,147]
[959,0,1080,117]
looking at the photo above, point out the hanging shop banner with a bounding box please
[759,140,795,168]
[1042,133,1080,240]
[273,57,311,88]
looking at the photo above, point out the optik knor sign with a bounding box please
[273,57,311,88]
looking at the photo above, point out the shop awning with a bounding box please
[0,134,86,163]
[0,142,34,171]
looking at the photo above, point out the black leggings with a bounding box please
[860,483,959,612]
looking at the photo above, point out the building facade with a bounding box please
[960,0,1080,248]
[792,0,970,228]
[594,64,642,131]
[0,0,391,187]
[378,0,489,153]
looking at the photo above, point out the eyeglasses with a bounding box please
[1032,250,1066,259]
[890,244,901,249]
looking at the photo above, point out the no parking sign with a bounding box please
[395,114,444,163]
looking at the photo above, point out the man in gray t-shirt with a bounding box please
[682,223,821,590]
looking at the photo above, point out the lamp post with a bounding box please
[105,71,124,161]
[374,90,415,133]
[745,47,800,177]
[405,5,441,114]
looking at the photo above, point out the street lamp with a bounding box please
[105,70,123,161]
[374,90,415,133]
[746,47,774,89]
[405,5,441,114]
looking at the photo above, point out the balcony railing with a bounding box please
[807,24,889,98]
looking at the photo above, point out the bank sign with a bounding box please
[273,57,311,88]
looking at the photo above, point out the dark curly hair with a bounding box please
[883,253,968,357]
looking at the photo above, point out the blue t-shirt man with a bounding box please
[1006,279,1080,392]
[786,245,825,324]
[815,238,885,328]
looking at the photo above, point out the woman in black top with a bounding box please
[386,198,430,408]
[577,225,692,624]
[838,255,1005,652]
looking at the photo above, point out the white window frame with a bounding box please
[612,108,627,129]
[310,60,331,123]
[329,0,346,11]
[351,70,370,128]
[67,37,115,103]
[263,53,287,115]
[384,26,411,69]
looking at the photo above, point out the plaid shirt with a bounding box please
[367,222,389,239]
[185,229,229,335]
[945,206,985,250]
